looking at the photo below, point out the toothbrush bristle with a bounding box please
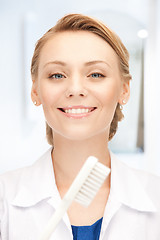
[75,161,110,207]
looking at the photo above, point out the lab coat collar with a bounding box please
[12,148,157,213]
[110,152,157,212]
[12,147,59,207]
[11,148,72,233]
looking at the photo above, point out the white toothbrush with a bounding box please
[39,156,110,240]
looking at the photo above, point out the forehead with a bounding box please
[39,31,119,68]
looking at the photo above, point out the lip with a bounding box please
[57,105,97,119]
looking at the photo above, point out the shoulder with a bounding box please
[112,152,160,189]
[0,167,26,222]
[0,148,52,202]
[132,165,160,184]
[0,167,28,201]
[122,158,160,211]
[132,166,160,210]
[110,152,160,212]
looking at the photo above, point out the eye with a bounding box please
[90,73,105,78]
[48,73,65,79]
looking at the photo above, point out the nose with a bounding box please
[65,78,88,98]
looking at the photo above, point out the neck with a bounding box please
[52,133,111,189]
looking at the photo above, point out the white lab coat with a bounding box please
[0,148,160,239]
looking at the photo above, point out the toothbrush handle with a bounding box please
[39,158,98,240]
[39,173,83,240]
[39,198,71,240]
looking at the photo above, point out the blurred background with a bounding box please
[0,0,160,174]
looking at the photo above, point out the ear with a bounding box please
[118,80,130,105]
[31,80,41,106]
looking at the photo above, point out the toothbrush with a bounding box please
[39,156,110,240]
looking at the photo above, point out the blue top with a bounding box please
[71,217,103,240]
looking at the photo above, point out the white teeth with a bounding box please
[72,109,76,114]
[77,109,81,114]
[64,108,91,114]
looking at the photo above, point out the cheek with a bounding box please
[38,82,62,107]
[95,81,122,107]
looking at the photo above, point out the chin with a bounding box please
[56,129,107,142]
[51,123,110,142]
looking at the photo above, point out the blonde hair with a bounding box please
[31,13,132,145]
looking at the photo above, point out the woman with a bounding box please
[0,13,160,240]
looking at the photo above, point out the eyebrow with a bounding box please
[43,61,66,68]
[43,60,111,69]
[84,60,111,68]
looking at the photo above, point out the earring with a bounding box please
[34,101,37,105]
[120,105,123,110]
[120,100,126,110]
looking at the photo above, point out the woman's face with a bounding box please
[32,31,129,141]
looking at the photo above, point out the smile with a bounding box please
[57,106,97,118]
